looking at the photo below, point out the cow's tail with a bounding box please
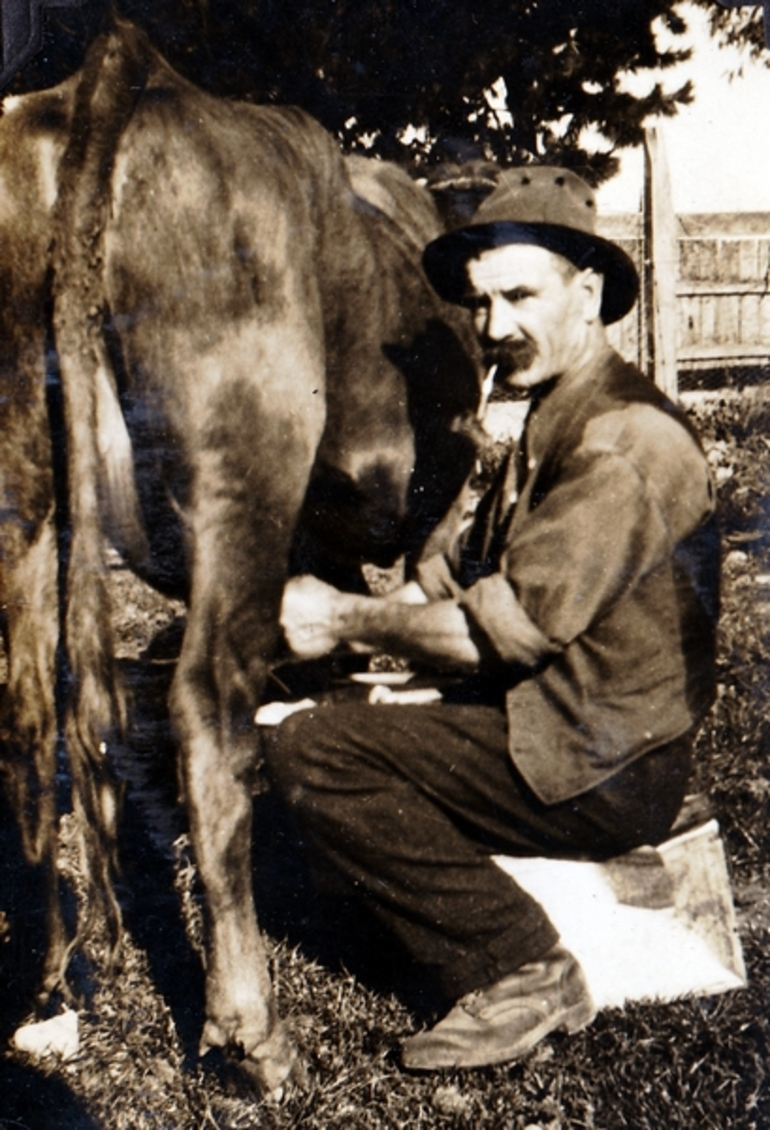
[50,22,152,965]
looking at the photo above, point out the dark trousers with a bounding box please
[263,700,691,1000]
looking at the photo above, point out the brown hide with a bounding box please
[0,74,82,1000]
[0,23,481,1093]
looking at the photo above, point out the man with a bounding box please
[264,167,719,1070]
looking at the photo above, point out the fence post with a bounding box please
[643,125,679,398]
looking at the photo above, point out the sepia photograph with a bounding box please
[0,1,767,1126]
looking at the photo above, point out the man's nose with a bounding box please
[484,295,518,342]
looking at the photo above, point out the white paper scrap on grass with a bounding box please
[12,1008,80,1061]
[254,698,317,726]
[494,819,747,1011]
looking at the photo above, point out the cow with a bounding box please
[0,22,481,1092]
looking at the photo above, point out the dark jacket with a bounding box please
[417,347,719,803]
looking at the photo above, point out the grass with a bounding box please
[1,384,769,1129]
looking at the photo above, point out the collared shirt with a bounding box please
[416,347,719,804]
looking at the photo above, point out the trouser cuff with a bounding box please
[440,916,560,1000]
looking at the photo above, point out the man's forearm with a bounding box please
[335,591,481,671]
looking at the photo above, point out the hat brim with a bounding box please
[423,221,639,325]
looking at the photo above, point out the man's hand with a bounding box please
[280,573,480,671]
[280,575,345,659]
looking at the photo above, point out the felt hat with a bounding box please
[422,166,639,324]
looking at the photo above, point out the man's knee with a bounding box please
[262,705,354,800]
[261,709,317,796]
[263,702,387,818]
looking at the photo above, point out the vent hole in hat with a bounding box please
[586,199,594,207]
[521,175,531,185]
[555,175,565,185]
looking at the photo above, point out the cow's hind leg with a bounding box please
[0,507,70,1003]
[170,365,324,1094]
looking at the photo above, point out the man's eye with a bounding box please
[460,296,489,312]
[502,289,529,303]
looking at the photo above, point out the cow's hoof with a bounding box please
[237,1021,304,1097]
[200,1016,300,1096]
[240,1035,308,1100]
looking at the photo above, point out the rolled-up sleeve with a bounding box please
[459,572,561,667]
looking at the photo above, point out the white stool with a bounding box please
[494,797,746,1010]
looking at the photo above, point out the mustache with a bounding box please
[482,339,538,377]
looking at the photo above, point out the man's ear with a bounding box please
[577,268,604,322]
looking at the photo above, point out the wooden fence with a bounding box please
[600,211,770,375]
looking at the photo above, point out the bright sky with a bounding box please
[596,2,770,215]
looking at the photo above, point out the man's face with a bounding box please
[464,243,601,390]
